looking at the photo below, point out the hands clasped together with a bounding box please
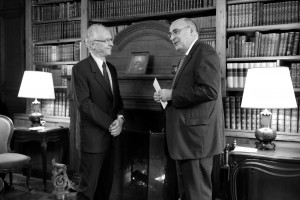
[109,118,124,137]
[153,89,173,103]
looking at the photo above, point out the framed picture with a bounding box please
[126,52,150,74]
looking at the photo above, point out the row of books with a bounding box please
[33,42,80,63]
[32,21,80,42]
[226,62,277,88]
[107,16,216,41]
[201,40,216,49]
[32,1,81,21]
[227,1,300,28]
[41,90,70,117]
[290,63,300,88]
[227,31,300,58]
[192,16,216,30]
[108,25,129,40]
[90,0,216,19]
[198,29,215,39]
[224,96,300,133]
[39,65,73,86]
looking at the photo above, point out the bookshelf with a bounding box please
[224,0,300,143]
[25,0,82,119]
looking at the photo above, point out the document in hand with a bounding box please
[153,78,167,109]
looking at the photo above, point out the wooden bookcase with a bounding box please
[224,0,300,146]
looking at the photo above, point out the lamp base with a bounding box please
[255,141,276,150]
[29,112,43,127]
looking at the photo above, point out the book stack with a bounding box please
[33,42,81,63]
[227,31,300,58]
[32,21,81,42]
[224,96,300,133]
[32,1,81,21]
[226,62,277,88]
[290,63,300,88]
[90,0,216,19]
[41,90,69,117]
[227,1,300,28]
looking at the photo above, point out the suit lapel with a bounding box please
[88,56,113,99]
[172,40,200,89]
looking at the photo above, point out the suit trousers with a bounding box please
[176,156,214,200]
[77,148,114,200]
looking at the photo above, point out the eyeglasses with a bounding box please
[92,38,114,44]
[168,26,190,38]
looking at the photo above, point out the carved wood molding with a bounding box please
[113,20,171,51]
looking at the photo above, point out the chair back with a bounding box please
[0,114,14,153]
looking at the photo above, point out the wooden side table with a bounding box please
[13,127,69,191]
[229,146,300,200]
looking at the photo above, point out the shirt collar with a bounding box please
[185,38,198,56]
[91,53,105,70]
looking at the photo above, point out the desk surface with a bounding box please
[230,145,300,163]
[15,126,69,132]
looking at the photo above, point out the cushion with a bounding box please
[0,153,31,169]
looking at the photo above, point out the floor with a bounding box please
[2,174,76,200]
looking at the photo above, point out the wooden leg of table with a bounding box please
[41,142,47,191]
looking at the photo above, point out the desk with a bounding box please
[229,146,300,200]
[13,127,69,191]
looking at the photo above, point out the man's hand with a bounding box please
[109,118,124,137]
[153,89,172,103]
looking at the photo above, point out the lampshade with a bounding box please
[241,67,297,109]
[18,71,55,99]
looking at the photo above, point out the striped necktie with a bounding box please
[171,55,187,88]
[102,62,110,87]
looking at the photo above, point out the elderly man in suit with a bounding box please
[72,24,124,200]
[154,18,225,200]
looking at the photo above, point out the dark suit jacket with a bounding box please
[72,55,124,153]
[166,40,225,160]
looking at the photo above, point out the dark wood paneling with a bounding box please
[0,0,25,119]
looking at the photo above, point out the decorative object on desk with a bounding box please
[18,71,55,127]
[241,67,297,150]
[126,52,149,74]
[52,159,76,199]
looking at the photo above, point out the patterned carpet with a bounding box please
[2,174,76,200]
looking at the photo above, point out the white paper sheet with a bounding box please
[233,146,258,153]
[153,78,167,109]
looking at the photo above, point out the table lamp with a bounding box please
[241,67,297,150]
[18,71,55,127]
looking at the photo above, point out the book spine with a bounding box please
[235,96,241,130]
[229,96,236,129]
[277,109,285,132]
[271,109,278,131]
[224,97,230,129]
[284,109,291,133]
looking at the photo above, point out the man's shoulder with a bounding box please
[73,57,90,69]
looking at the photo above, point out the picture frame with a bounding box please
[126,52,150,74]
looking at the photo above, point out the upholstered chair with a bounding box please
[0,114,32,191]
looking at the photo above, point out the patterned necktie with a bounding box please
[171,55,187,88]
[102,62,111,87]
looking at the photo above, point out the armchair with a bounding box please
[0,114,32,191]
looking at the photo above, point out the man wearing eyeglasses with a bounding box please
[154,18,225,200]
[72,24,124,200]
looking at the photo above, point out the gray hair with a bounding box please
[85,24,108,50]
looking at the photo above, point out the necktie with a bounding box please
[171,55,187,88]
[102,62,110,87]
